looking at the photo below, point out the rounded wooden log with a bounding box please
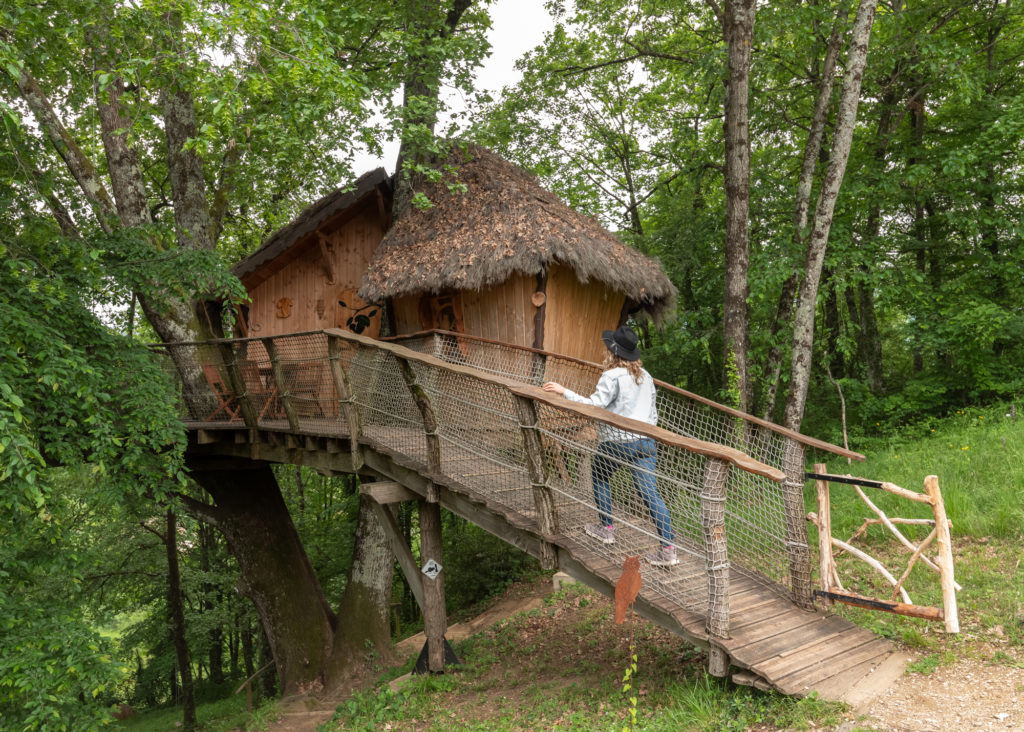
[925,475,959,633]
[419,497,447,672]
[702,458,730,638]
[782,440,814,608]
[327,335,364,470]
[707,646,730,677]
[514,395,559,570]
[814,463,834,603]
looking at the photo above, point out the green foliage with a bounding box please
[440,515,542,616]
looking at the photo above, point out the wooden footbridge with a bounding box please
[167,328,905,699]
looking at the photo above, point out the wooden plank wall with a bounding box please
[245,204,385,338]
[392,267,626,365]
[461,273,536,349]
[392,274,537,349]
[542,264,625,364]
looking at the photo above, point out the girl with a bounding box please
[543,326,677,567]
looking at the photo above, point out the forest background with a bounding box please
[1,0,1022,729]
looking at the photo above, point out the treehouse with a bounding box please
[358,144,676,364]
[232,167,392,339]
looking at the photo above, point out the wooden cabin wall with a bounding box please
[542,264,625,363]
[391,274,537,349]
[245,205,385,338]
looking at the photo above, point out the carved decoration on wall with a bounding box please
[275,297,293,318]
[316,299,326,319]
[336,288,382,337]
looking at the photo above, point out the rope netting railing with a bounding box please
[160,328,858,632]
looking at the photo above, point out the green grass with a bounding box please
[115,694,277,732]
[820,402,1024,541]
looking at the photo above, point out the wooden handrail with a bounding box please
[158,328,861,460]
[387,329,865,461]
[325,329,785,482]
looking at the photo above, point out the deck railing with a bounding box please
[160,328,860,638]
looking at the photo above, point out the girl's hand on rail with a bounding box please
[542,382,565,396]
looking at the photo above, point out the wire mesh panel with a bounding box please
[349,345,426,460]
[406,360,535,516]
[396,331,805,598]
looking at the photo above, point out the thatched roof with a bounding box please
[359,145,676,323]
[233,168,390,285]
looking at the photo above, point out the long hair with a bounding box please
[602,352,645,385]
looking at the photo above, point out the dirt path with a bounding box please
[846,658,1024,731]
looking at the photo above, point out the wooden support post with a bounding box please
[702,458,730,639]
[216,341,258,429]
[327,334,364,470]
[782,438,814,608]
[419,492,446,672]
[263,338,299,431]
[813,463,834,605]
[707,645,730,678]
[514,395,559,569]
[925,475,959,633]
[396,356,448,671]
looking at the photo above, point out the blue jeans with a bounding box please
[592,438,674,546]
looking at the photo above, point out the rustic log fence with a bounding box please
[161,328,862,640]
[806,464,960,633]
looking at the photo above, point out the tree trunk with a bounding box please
[783,0,879,432]
[199,522,225,686]
[721,0,756,412]
[325,493,397,688]
[165,509,197,731]
[188,460,335,695]
[392,0,473,220]
[760,2,846,419]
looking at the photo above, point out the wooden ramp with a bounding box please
[187,422,903,700]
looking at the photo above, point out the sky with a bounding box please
[352,0,555,174]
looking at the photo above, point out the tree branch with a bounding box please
[175,491,222,527]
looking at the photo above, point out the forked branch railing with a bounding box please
[806,464,960,633]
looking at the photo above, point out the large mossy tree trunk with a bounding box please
[325,493,397,688]
[188,461,335,695]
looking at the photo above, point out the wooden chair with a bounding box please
[202,363,240,421]
[237,360,281,420]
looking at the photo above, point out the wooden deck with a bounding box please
[186,419,903,700]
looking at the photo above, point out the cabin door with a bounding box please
[335,287,382,338]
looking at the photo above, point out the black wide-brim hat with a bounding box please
[602,326,641,361]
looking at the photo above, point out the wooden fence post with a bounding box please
[215,341,257,429]
[514,395,559,570]
[396,356,448,673]
[327,335,364,470]
[814,463,834,604]
[263,338,300,431]
[702,457,731,678]
[782,438,814,608]
[702,457,731,642]
[925,475,959,633]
